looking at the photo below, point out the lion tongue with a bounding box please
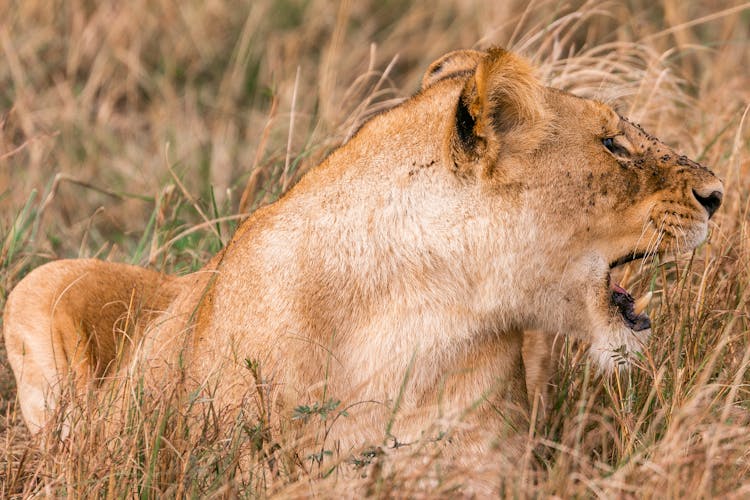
[611,282,629,295]
[610,281,651,332]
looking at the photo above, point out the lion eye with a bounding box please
[602,136,628,157]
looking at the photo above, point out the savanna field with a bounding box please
[1,0,749,497]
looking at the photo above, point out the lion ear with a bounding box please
[452,48,547,162]
[422,49,485,89]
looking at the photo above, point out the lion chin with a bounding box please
[4,47,723,461]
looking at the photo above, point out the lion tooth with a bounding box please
[633,291,653,316]
[620,264,632,289]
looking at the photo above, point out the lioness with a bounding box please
[4,48,722,457]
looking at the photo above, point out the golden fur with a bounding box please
[4,48,723,457]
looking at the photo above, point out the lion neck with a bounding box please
[277,140,545,407]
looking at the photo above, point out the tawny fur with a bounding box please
[4,48,722,458]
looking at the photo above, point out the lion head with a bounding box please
[427,48,723,369]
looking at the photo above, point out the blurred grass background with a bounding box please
[1,0,749,496]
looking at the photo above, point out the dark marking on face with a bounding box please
[649,169,667,188]
[491,180,529,199]
[676,155,692,167]
[675,154,712,174]
[621,116,659,142]
[627,180,641,197]
[408,159,437,177]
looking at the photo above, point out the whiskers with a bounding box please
[635,215,666,273]
[634,207,703,274]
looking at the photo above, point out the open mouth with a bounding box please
[608,253,652,332]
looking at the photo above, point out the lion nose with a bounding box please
[692,188,723,218]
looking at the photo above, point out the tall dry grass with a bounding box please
[1,0,749,497]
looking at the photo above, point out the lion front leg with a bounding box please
[411,327,530,459]
[468,328,530,455]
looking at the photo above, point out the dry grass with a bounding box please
[1,0,749,497]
